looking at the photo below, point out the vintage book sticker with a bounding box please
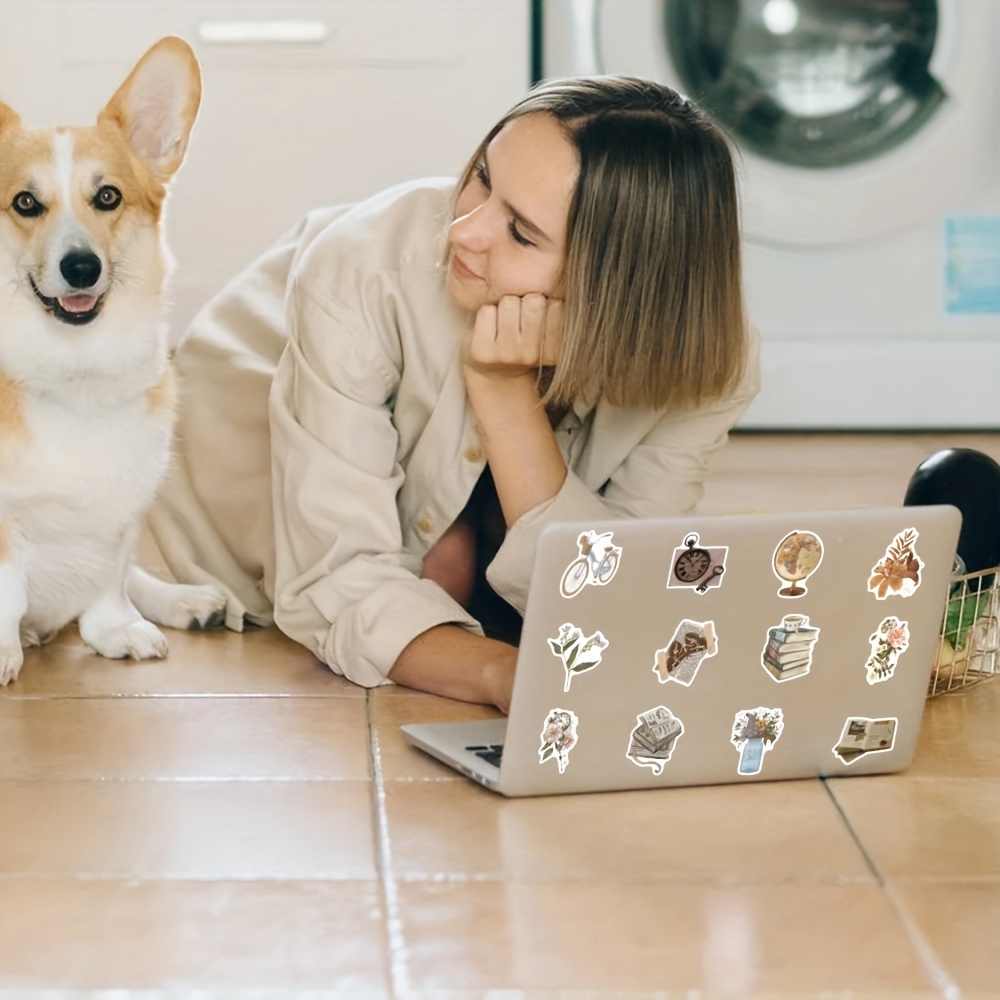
[868,528,924,599]
[772,530,824,598]
[761,614,820,682]
[626,706,684,775]
[666,532,728,594]
[538,708,579,774]
[865,616,910,684]
[548,623,609,692]
[560,530,622,598]
[832,716,898,765]
[731,706,785,776]
[653,619,718,686]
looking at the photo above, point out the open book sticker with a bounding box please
[538,708,579,774]
[626,706,684,775]
[560,530,622,598]
[666,532,728,594]
[732,706,784,776]
[865,616,910,684]
[833,716,898,765]
[548,623,609,692]
[772,530,824,598]
[868,528,924,599]
[761,614,820,683]
[653,619,718,685]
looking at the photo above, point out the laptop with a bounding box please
[402,505,961,796]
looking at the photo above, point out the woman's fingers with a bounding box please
[464,294,565,371]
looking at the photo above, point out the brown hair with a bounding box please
[455,76,747,410]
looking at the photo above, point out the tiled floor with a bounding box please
[1,433,999,997]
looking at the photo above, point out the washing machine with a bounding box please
[542,0,1000,428]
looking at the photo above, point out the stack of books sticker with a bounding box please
[762,614,819,681]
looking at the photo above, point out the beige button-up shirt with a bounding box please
[148,178,761,687]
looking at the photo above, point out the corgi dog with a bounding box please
[0,36,226,685]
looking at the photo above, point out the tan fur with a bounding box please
[0,370,29,443]
[146,363,177,415]
[0,519,9,563]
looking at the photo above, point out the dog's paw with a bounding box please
[0,644,24,686]
[86,620,169,661]
[166,583,228,631]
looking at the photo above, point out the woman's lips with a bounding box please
[450,253,481,281]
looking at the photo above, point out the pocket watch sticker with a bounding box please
[653,619,718,686]
[772,530,824,598]
[868,527,924,599]
[864,616,910,684]
[761,614,820,682]
[732,706,784,776]
[832,716,898,765]
[666,533,728,594]
[539,708,579,774]
[560,530,622,598]
[548,623,609,692]
[626,706,684,775]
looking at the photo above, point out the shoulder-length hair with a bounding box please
[455,76,747,411]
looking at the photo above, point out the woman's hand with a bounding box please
[462,293,563,379]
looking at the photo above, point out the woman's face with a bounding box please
[447,112,579,313]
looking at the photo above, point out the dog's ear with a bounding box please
[0,100,20,135]
[98,36,202,184]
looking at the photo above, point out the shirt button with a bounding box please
[417,517,434,534]
[464,445,483,463]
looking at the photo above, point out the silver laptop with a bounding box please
[402,505,960,796]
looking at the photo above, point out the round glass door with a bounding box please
[665,0,945,168]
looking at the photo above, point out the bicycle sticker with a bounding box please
[666,532,728,594]
[626,706,684,775]
[653,619,718,686]
[832,716,898,765]
[868,527,924,599]
[548,623,609,692]
[864,616,910,684]
[538,708,579,774]
[559,529,622,598]
[731,706,784,776]
[761,614,820,683]
[772,530,824,598]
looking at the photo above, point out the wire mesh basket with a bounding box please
[928,564,1000,696]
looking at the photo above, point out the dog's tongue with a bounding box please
[58,294,97,313]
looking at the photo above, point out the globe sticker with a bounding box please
[761,614,820,682]
[772,530,824,598]
[666,532,728,594]
[653,619,718,686]
[626,706,684,775]
[832,716,898,765]
[560,529,622,598]
[868,528,924,599]
[731,706,784,776]
[864,616,910,684]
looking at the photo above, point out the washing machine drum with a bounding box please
[666,0,946,168]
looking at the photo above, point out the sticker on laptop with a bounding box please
[538,708,579,774]
[731,706,785,776]
[864,616,910,684]
[626,706,684,775]
[560,529,622,598]
[832,716,898,765]
[653,619,718,686]
[548,623,609,692]
[666,532,728,594]
[772,530,824,598]
[868,528,924,599]
[761,614,820,682]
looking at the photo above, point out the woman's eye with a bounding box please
[93,185,122,211]
[12,191,43,217]
[508,219,535,248]
[475,163,491,190]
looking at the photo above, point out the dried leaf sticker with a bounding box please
[868,527,924,600]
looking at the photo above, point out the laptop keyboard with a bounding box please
[466,743,504,768]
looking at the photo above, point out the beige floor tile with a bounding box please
[828,776,1000,879]
[911,681,1000,777]
[0,781,377,878]
[396,881,936,993]
[0,878,389,991]
[383,779,871,884]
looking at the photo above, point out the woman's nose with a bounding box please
[449,204,492,253]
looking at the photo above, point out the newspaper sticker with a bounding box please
[560,530,622,598]
[666,532,728,594]
[548,623,609,692]
[761,614,820,683]
[538,708,579,774]
[731,706,785,776]
[864,616,910,684]
[772,530,824,598]
[868,528,924,599]
[626,706,684,775]
[832,716,898,765]
[653,619,718,686]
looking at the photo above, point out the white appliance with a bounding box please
[543,0,1000,428]
[0,0,531,334]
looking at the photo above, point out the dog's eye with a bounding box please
[93,185,122,212]
[12,191,43,217]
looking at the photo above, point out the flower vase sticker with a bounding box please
[761,614,820,682]
[626,706,684,775]
[666,533,728,594]
[548,623,609,692]
[832,717,898,765]
[865,616,910,684]
[560,530,622,598]
[538,708,579,774]
[772,530,824,598]
[653,619,718,686]
[731,706,784,776]
[868,528,924,599]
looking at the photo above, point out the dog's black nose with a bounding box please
[60,250,102,289]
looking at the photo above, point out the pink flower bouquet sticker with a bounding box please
[832,716,898,765]
[865,616,910,684]
[868,528,924,599]
[653,619,718,686]
[560,530,622,598]
[626,706,684,775]
[731,706,784,776]
[538,708,579,774]
[548,623,609,692]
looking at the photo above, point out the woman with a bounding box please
[145,76,760,712]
